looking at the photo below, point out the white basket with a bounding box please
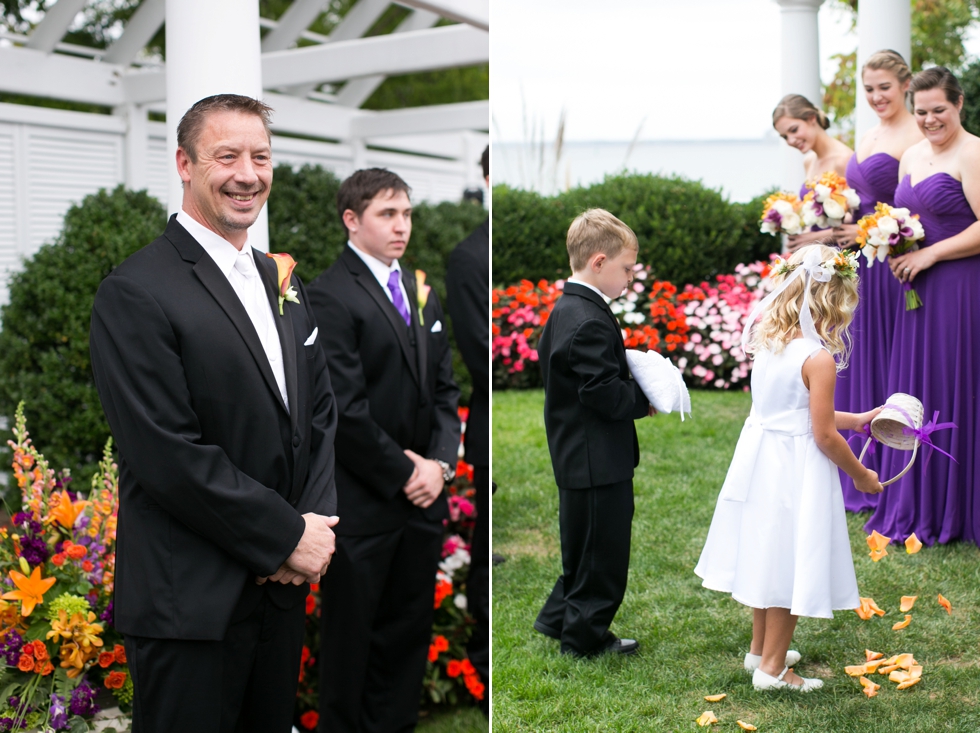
[858,393,924,486]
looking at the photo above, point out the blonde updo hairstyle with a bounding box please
[749,244,859,371]
[862,49,912,86]
[772,94,830,130]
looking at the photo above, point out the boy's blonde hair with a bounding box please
[566,208,638,272]
[749,243,859,371]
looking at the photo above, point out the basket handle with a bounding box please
[857,437,918,487]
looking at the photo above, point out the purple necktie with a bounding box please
[387,270,411,326]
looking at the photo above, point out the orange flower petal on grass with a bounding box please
[878,664,899,675]
[869,548,888,562]
[737,722,758,731]
[900,596,918,612]
[862,678,881,698]
[894,653,916,669]
[892,614,912,630]
[889,670,911,684]
[855,597,883,620]
[905,533,922,554]
[896,677,922,690]
[865,649,884,662]
[908,665,923,680]
[703,694,726,702]
[696,711,719,727]
[868,599,886,617]
[845,664,868,676]
[864,659,885,673]
[867,530,891,552]
[938,594,952,614]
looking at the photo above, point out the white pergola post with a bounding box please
[120,103,149,193]
[165,0,268,250]
[776,0,825,191]
[856,0,911,142]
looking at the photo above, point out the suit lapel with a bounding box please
[563,282,626,357]
[256,252,299,432]
[403,269,428,387]
[166,217,290,417]
[342,248,421,386]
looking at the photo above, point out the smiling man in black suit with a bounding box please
[89,94,339,733]
[308,169,460,733]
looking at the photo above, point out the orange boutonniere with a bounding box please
[266,252,301,315]
[415,270,431,326]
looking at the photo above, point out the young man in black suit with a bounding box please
[308,169,460,733]
[533,208,654,658]
[445,145,490,714]
[89,95,339,732]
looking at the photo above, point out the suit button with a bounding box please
[292,435,301,447]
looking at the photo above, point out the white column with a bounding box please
[165,0,268,250]
[119,103,148,193]
[856,0,911,142]
[776,0,825,191]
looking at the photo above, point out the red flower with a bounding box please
[82,560,94,573]
[464,673,485,700]
[51,553,66,567]
[446,659,463,678]
[105,671,127,689]
[460,658,475,676]
[113,644,127,664]
[65,543,87,560]
[299,710,319,730]
[305,594,316,615]
[99,651,116,668]
[31,640,48,661]
[310,583,320,593]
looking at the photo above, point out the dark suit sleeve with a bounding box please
[445,246,489,387]
[567,318,648,421]
[308,286,416,501]
[426,294,462,464]
[292,277,338,515]
[90,274,305,577]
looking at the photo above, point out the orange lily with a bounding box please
[905,533,922,554]
[266,252,300,315]
[2,566,56,617]
[48,490,89,530]
[703,694,726,702]
[867,530,890,552]
[900,596,917,613]
[696,711,718,727]
[938,594,952,614]
[892,614,912,630]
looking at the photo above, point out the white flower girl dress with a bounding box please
[694,338,860,618]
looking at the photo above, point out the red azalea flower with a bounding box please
[299,710,319,730]
[464,674,485,700]
[460,658,475,676]
[446,659,463,678]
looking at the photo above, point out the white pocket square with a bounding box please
[430,320,442,333]
[304,327,318,346]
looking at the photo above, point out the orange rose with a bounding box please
[40,661,54,676]
[51,553,66,567]
[31,640,48,661]
[105,670,127,689]
[18,654,34,672]
[82,560,94,573]
[66,544,88,560]
[113,644,127,664]
[99,651,116,668]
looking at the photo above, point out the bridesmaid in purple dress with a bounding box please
[832,51,922,513]
[772,95,852,253]
[867,67,980,545]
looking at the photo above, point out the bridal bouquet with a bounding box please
[855,202,926,310]
[0,404,128,731]
[801,172,861,229]
[759,192,804,236]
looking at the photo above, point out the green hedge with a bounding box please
[492,174,779,287]
[960,57,980,137]
[0,165,485,489]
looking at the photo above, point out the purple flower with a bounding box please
[0,630,24,666]
[49,694,68,730]
[68,681,100,717]
[763,208,782,226]
[19,535,49,566]
[99,600,114,624]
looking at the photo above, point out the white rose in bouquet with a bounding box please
[823,197,845,222]
[844,188,861,210]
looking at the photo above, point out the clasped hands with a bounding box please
[402,449,445,508]
[256,512,339,587]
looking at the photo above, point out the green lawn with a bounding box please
[492,390,980,732]
[417,706,487,733]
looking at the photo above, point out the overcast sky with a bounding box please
[491,0,980,142]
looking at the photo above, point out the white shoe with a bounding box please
[752,666,823,692]
[744,650,801,671]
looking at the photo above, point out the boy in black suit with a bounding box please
[533,208,653,657]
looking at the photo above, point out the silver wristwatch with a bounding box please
[434,459,455,483]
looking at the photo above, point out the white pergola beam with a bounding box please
[103,0,165,65]
[326,0,390,43]
[121,24,489,104]
[396,0,488,31]
[335,8,441,108]
[25,0,88,53]
[261,0,328,52]
[351,100,488,138]
[0,46,124,105]
[263,91,361,139]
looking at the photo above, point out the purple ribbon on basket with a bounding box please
[881,403,958,464]
[848,422,877,456]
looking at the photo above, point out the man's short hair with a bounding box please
[336,168,412,232]
[566,208,638,272]
[177,94,273,163]
[481,145,489,179]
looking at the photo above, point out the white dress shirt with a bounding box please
[566,277,611,303]
[347,241,411,319]
[177,209,289,412]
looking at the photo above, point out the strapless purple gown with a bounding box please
[865,173,980,545]
[837,153,903,512]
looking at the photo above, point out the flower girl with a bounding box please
[694,244,883,692]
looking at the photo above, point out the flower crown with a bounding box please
[771,250,858,281]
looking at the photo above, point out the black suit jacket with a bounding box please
[307,246,460,536]
[446,218,489,467]
[538,282,649,490]
[90,215,337,640]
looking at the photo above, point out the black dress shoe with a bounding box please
[602,637,640,656]
[533,620,562,640]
